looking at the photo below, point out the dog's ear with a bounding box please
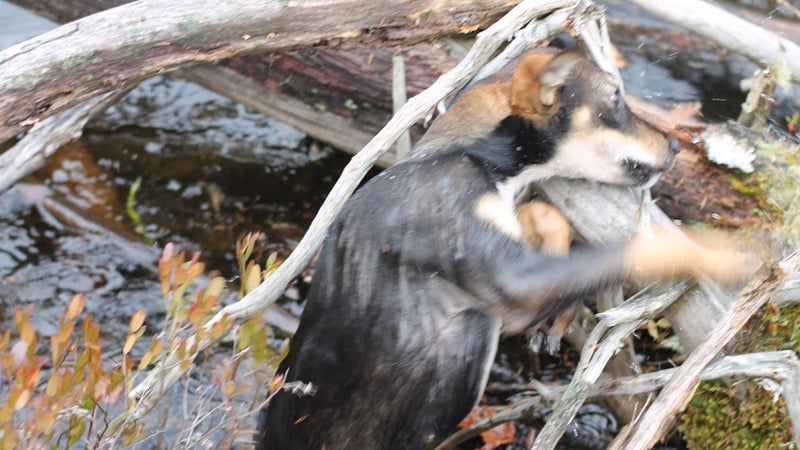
[510,51,582,122]
[538,51,582,106]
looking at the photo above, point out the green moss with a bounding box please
[60,50,100,72]
[679,304,800,449]
[727,138,800,248]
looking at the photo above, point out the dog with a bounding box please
[256,49,753,449]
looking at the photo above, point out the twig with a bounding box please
[473,6,574,82]
[619,250,800,450]
[100,0,580,445]
[391,53,411,160]
[595,279,693,327]
[776,0,800,19]
[573,2,623,88]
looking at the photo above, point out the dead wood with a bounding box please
[6,0,800,446]
[444,267,800,450]
[528,282,692,450]
[0,0,520,144]
[438,350,800,449]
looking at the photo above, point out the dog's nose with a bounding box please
[667,135,681,154]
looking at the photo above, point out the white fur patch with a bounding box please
[474,193,521,239]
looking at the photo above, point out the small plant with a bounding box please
[0,294,127,449]
[0,232,282,448]
[786,111,799,135]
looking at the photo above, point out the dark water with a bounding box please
[83,76,350,275]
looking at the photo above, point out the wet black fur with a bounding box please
[256,115,632,449]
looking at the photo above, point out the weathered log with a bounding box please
[5,0,461,156]
[0,0,519,144]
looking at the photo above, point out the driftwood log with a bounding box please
[0,0,513,190]
[0,0,519,144]
[626,0,800,81]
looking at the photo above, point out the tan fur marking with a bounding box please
[510,53,559,125]
[516,201,571,256]
[414,81,513,154]
[570,106,593,129]
[474,193,521,239]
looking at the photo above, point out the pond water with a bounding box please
[0,1,798,448]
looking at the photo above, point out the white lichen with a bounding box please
[702,126,756,173]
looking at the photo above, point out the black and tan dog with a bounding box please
[256,49,752,449]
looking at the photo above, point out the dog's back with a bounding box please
[259,152,508,448]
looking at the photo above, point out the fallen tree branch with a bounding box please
[0,90,126,193]
[619,250,800,450]
[625,0,800,81]
[0,0,521,144]
[98,0,581,444]
[438,350,800,449]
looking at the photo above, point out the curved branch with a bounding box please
[620,251,800,450]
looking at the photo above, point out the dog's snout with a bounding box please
[622,159,658,186]
[667,135,681,154]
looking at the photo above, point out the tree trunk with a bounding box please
[0,0,518,144]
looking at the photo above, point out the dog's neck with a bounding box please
[462,114,561,183]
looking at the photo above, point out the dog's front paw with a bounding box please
[627,227,759,285]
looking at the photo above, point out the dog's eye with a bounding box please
[610,89,623,108]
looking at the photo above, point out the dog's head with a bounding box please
[508,50,678,187]
[417,49,679,188]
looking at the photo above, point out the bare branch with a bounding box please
[440,350,800,449]
[530,283,690,450]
